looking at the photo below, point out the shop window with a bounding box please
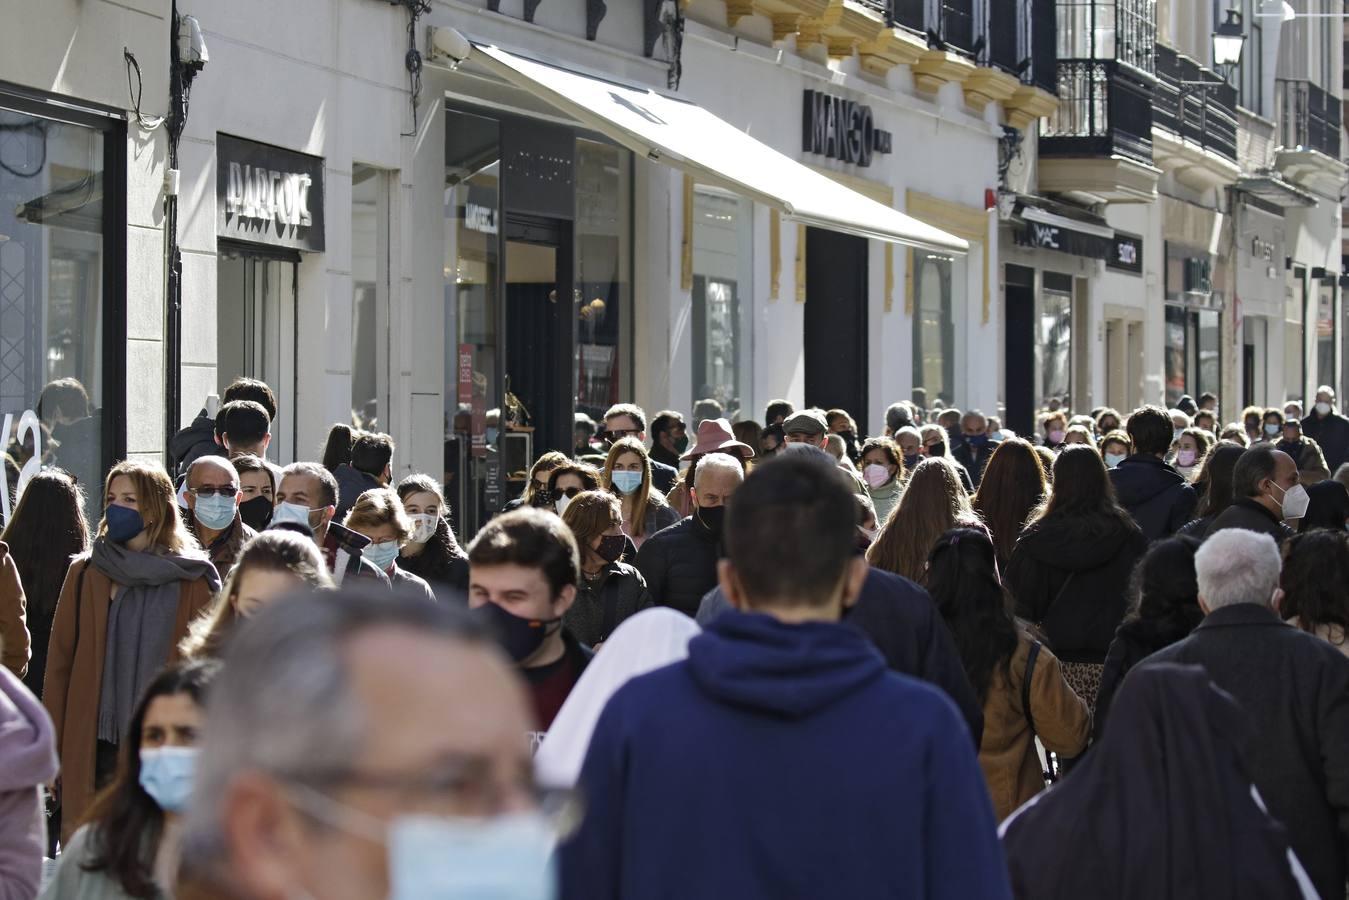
[1039,273,1073,408]
[912,253,956,414]
[575,139,631,423]
[1317,281,1335,393]
[1165,305,1188,407]
[351,164,387,432]
[0,103,118,524]
[1286,319,1305,401]
[691,187,752,421]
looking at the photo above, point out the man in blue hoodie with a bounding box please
[560,453,1010,900]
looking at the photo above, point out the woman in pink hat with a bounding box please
[666,418,754,518]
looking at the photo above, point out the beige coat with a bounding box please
[978,635,1091,821]
[0,542,29,678]
[43,556,213,840]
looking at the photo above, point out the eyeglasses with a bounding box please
[555,486,583,499]
[188,485,238,497]
[603,428,640,442]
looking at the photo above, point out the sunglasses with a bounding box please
[188,485,238,497]
[603,429,640,442]
[554,486,583,499]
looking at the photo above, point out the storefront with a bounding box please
[0,84,126,523]
[1233,199,1287,409]
[1160,197,1228,407]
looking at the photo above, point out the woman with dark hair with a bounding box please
[395,473,469,592]
[1280,530,1349,657]
[859,437,906,524]
[44,461,220,840]
[927,528,1088,820]
[867,458,983,584]
[503,451,571,513]
[971,439,1048,571]
[1092,536,1204,742]
[319,422,356,474]
[1,470,90,696]
[1177,442,1246,538]
[602,438,678,549]
[1001,665,1316,900]
[1297,479,1349,532]
[547,463,603,518]
[1005,446,1147,712]
[560,491,652,647]
[41,659,220,899]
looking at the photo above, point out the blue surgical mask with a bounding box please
[192,493,237,530]
[139,746,199,813]
[1104,452,1127,468]
[611,470,643,495]
[104,504,145,544]
[1264,423,1281,437]
[364,539,401,572]
[271,500,317,528]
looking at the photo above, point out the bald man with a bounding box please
[184,455,255,572]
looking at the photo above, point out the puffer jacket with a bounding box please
[563,561,653,646]
[634,516,719,618]
[1108,454,1197,541]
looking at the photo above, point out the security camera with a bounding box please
[430,26,472,66]
[177,15,208,71]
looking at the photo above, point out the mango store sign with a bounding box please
[0,411,41,522]
[217,134,325,252]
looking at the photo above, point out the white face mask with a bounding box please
[408,513,438,544]
[1272,482,1311,519]
[1316,401,1332,416]
[555,496,572,517]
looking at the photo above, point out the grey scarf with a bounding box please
[91,539,220,744]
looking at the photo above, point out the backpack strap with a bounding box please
[1022,640,1041,738]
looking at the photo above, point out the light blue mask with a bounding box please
[193,493,237,531]
[139,746,198,813]
[611,470,643,495]
[271,501,316,528]
[364,539,400,572]
[387,813,557,900]
[1104,452,1126,469]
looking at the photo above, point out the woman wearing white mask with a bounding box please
[395,474,469,594]
[858,437,905,524]
[343,490,436,602]
[546,463,602,519]
[41,660,219,900]
[601,438,678,551]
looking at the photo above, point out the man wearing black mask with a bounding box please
[467,507,590,750]
[635,453,744,617]
[952,409,999,489]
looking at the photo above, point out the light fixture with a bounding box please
[1281,0,1296,21]
[1212,9,1246,70]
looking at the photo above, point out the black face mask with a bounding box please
[475,601,560,664]
[530,489,554,509]
[239,496,274,531]
[596,534,626,564]
[696,504,725,540]
[928,443,946,458]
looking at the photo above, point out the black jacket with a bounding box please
[649,459,678,495]
[1006,515,1148,664]
[563,561,653,646]
[332,464,382,523]
[168,409,218,477]
[634,516,718,618]
[1145,604,1349,899]
[1109,455,1197,541]
[1301,408,1349,473]
[694,567,984,747]
[1204,498,1294,543]
[1092,614,1200,744]
[952,437,999,489]
[649,444,681,470]
[396,518,470,596]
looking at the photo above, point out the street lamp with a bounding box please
[1212,9,1247,72]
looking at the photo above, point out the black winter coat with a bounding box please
[333,464,382,523]
[1006,515,1148,664]
[1301,409,1349,473]
[952,438,998,489]
[1145,604,1349,900]
[1092,614,1200,743]
[563,561,653,646]
[1109,455,1197,541]
[634,516,718,618]
[168,409,218,477]
[397,518,470,596]
[1204,498,1294,543]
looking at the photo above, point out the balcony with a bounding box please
[1153,44,1238,162]
[1274,78,1347,191]
[1038,59,1160,202]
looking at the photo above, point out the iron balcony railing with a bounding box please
[1277,78,1342,159]
[1040,59,1155,164]
[885,0,1055,92]
[889,0,975,54]
[1153,43,1238,163]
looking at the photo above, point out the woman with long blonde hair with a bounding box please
[43,460,221,839]
[179,529,333,660]
[602,437,679,549]
[867,457,983,583]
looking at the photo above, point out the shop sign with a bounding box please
[1250,235,1275,262]
[0,410,41,523]
[217,134,325,252]
[464,185,498,235]
[1014,221,1112,261]
[802,90,892,168]
[1107,232,1143,274]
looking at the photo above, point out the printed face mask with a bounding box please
[595,534,627,563]
[408,513,438,544]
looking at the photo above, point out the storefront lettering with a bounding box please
[803,90,892,168]
[465,202,498,234]
[1031,223,1060,249]
[0,410,41,523]
[1107,232,1143,274]
[1250,236,1274,262]
[225,163,313,228]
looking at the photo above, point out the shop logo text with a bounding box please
[225,163,314,229]
[803,90,892,168]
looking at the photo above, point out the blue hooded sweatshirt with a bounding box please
[559,609,1011,900]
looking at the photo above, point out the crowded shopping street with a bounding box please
[4,0,1349,897]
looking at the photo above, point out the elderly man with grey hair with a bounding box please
[176,587,554,899]
[183,454,253,573]
[634,453,744,618]
[1142,528,1349,900]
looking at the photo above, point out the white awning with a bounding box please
[470,44,968,254]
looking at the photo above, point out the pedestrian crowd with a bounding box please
[0,378,1346,898]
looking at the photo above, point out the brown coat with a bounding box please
[43,555,214,839]
[0,541,30,677]
[193,514,256,576]
[978,634,1090,821]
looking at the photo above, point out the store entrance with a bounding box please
[216,244,297,462]
[501,215,574,500]
[803,227,869,433]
